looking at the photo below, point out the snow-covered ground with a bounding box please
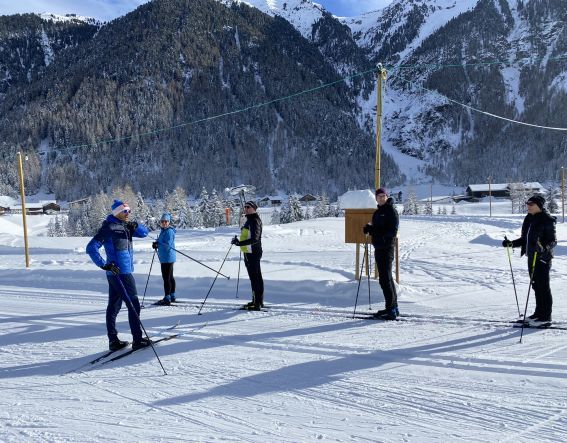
[1,204,567,442]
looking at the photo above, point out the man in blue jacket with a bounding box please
[86,199,151,351]
[153,212,177,306]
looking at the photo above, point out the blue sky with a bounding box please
[0,1,394,21]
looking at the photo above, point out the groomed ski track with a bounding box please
[1,214,566,442]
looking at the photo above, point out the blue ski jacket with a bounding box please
[86,215,149,274]
[156,226,176,263]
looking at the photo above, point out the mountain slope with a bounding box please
[0,0,402,200]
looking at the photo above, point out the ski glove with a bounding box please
[231,236,240,246]
[363,224,372,235]
[501,239,513,247]
[102,263,121,275]
[152,241,158,250]
[126,221,138,230]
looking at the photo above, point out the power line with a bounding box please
[40,54,567,154]
[391,73,567,131]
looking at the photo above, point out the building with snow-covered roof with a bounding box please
[465,182,544,200]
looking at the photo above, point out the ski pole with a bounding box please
[235,251,242,298]
[113,275,168,375]
[141,249,157,308]
[520,251,538,343]
[352,242,367,318]
[504,235,521,318]
[365,234,372,310]
[197,244,233,315]
[152,238,230,280]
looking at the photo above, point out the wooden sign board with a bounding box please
[344,208,375,244]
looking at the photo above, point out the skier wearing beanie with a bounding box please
[153,212,177,306]
[231,200,264,310]
[86,199,151,351]
[502,194,557,326]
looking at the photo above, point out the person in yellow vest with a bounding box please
[231,201,264,310]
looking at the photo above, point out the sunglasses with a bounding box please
[122,209,131,214]
[160,219,169,223]
[244,205,252,209]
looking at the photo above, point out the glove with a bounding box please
[502,239,513,247]
[126,221,138,230]
[536,241,546,253]
[362,224,372,235]
[152,241,158,250]
[102,263,120,275]
[231,236,240,246]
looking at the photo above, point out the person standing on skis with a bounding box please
[231,201,264,310]
[363,188,400,320]
[153,212,177,306]
[86,199,151,351]
[502,195,556,326]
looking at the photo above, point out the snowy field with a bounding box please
[1,205,567,442]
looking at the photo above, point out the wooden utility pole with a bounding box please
[562,166,565,223]
[375,65,387,189]
[488,176,492,217]
[17,152,30,268]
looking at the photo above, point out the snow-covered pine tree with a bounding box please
[402,190,419,215]
[271,208,281,225]
[47,218,56,237]
[198,187,213,227]
[209,189,226,227]
[134,192,153,229]
[545,186,560,214]
[423,199,433,215]
[289,195,304,222]
[279,197,292,224]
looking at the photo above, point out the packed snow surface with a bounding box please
[1,207,566,442]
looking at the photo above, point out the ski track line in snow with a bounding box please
[67,374,286,440]
[156,322,567,441]
[187,301,567,332]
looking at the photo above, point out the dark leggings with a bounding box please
[374,247,397,309]
[529,256,552,320]
[160,262,176,295]
[244,252,264,306]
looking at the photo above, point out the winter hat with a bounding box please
[160,212,171,222]
[375,187,388,196]
[526,195,545,210]
[244,200,258,210]
[111,199,131,216]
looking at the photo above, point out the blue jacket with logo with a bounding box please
[157,226,176,263]
[86,215,149,274]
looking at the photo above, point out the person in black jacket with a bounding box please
[502,195,557,326]
[231,200,264,310]
[363,188,400,320]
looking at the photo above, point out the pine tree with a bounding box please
[271,208,281,225]
[209,189,226,227]
[403,190,420,215]
[47,218,56,237]
[545,186,560,214]
[134,192,153,229]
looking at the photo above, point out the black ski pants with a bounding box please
[160,262,176,296]
[106,274,143,342]
[529,255,553,320]
[244,252,263,306]
[374,246,397,309]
